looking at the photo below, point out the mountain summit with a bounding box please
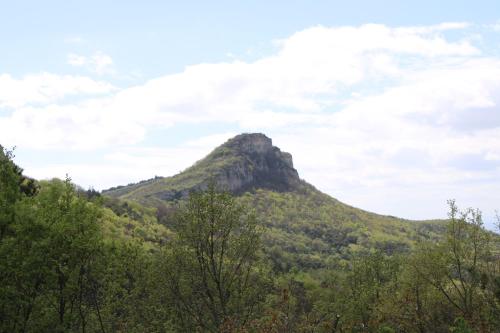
[103,133,445,267]
[104,133,304,202]
[205,133,301,192]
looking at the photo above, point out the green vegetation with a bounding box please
[100,196,173,249]
[154,187,446,272]
[237,188,446,271]
[156,184,269,331]
[1,145,499,332]
[104,133,448,271]
[103,141,247,204]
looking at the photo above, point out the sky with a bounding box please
[1,0,500,228]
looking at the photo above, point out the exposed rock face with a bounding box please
[215,133,300,193]
[152,133,302,200]
[103,133,303,201]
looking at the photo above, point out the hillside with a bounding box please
[103,133,445,269]
[2,140,497,332]
[104,133,303,202]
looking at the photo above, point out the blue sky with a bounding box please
[3,0,500,77]
[1,1,500,228]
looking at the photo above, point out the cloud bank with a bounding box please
[1,23,499,223]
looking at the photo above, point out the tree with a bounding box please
[411,200,499,331]
[159,185,267,332]
[0,177,106,332]
[342,251,400,331]
[0,146,22,240]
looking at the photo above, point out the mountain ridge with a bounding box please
[102,133,435,223]
[104,133,310,202]
[102,133,447,270]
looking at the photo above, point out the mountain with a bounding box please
[104,133,305,202]
[103,133,445,270]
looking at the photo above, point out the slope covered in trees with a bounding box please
[104,133,447,269]
[1,144,499,332]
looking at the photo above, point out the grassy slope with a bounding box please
[103,144,243,205]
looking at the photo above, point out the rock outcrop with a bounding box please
[212,133,300,193]
[103,133,303,201]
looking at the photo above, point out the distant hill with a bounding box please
[103,133,446,269]
[104,133,304,202]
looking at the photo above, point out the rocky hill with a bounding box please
[103,133,446,269]
[104,133,306,202]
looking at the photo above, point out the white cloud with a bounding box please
[184,132,237,148]
[3,22,500,223]
[67,53,86,66]
[91,52,114,75]
[398,22,471,34]
[0,73,115,108]
[3,23,492,151]
[2,23,487,151]
[0,101,145,150]
[67,51,114,75]
[24,140,235,190]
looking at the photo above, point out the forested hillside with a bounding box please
[1,142,499,332]
[105,133,447,269]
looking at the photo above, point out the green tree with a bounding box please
[0,146,22,240]
[377,251,454,333]
[0,177,106,332]
[159,185,267,332]
[411,201,499,331]
[342,251,400,331]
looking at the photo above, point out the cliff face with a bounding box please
[212,133,300,194]
[103,133,303,202]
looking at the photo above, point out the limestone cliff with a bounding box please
[103,133,304,203]
[207,133,300,193]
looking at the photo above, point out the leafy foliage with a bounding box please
[156,185,269,332]
[1,145,499,332]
